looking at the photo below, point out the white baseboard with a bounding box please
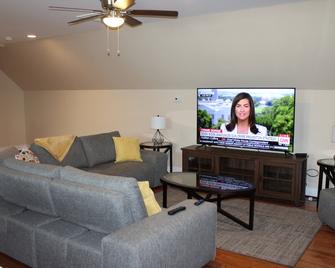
[305,186,317,197]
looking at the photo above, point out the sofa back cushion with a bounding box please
[30,137,89,168]
[3,158,61,178]
[0,166,57,216]
[60,166,147,221]
[50,179,134,233]
[0,146,18,163]
[60,137,88,168]
[30,143,60,165]
[79,131,120,167]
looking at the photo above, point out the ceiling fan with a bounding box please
[49,0,178,28]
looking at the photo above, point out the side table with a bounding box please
[317,158,335,208]
[140,142,173,172]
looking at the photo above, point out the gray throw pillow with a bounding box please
[30,143,60,165]
[61,137,88,168]
[80,131,120,167]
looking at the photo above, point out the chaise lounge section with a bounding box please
[0,159,217,268]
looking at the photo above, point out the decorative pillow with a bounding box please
[15,144,40,163]
[80,131,120,167]
[137,181,161,216]
[113,137,143,163]
[30,143,60,165]
[61,137,89,168]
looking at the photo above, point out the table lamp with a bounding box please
[151,115,166,145]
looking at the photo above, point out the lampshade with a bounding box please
[332,125,335,143]
[151,115,166,130]
[103,15,125,28]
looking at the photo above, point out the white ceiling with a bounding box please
[0,0,304,45]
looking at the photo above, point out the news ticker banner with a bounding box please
[199,128,291,146]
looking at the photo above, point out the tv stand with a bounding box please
[182,145,307,205]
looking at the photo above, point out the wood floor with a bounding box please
[1,202,335,268]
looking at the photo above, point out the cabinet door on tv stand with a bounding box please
[258,160,296,202]
[182,150,214,173]
[216,156,257,184]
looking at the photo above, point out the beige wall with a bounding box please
[24,89,194,169]
[25,89,335,195]
[0,70,26,147]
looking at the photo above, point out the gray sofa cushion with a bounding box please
[0,146,18,163]
[6,210,58,267]
[0,198,25,253]
[318,188,335,230]
[3,158,61,178]
[86,161,155,187]
[61,137,89,168]
[35,219,87,268]
[50,179,134,233]
[67,231,105,268]
[30,138,89,168]
[60,166,147,221]
[30,143,60,165]
[0,166,57,216]
[80,131,120,167]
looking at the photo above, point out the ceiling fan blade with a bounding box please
[76,12,103,18]
[112,0,135,10]
[124,15,142,27]
[49,6,102,13]
[68,14,104,25]
[128,10,178,17]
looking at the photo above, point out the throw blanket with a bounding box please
[34,135,76,162]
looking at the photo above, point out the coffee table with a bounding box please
[161,172,256,230]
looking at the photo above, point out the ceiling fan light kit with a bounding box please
[103,11,125,28]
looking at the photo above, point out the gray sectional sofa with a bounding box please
[0,158,217,268]
[318,188,335,230]
[30,131,167,188]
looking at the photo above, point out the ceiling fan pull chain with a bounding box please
[106,26,111,56]
[117,27,121,56]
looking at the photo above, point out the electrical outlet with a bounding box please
[174,96,182,103]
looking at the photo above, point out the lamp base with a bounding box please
[152,130,165,145]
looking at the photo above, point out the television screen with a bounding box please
[197,88,296,152]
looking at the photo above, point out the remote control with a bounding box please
[168,206,186,215]
[194,199,205,206]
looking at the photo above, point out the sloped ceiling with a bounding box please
[0,0,304,44]
[1,0,335,91]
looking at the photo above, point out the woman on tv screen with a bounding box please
[220,92,268,136]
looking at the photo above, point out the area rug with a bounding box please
[155,187,322,267]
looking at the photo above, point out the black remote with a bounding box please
[168,206,186,215]
[194,199,205,206]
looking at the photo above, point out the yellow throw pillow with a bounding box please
[113,137,143,163]
[138,181,161,216]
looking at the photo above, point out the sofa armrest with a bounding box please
[102,199,217,268]
[140,150,168,187]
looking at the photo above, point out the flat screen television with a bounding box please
[197,88,296,152]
